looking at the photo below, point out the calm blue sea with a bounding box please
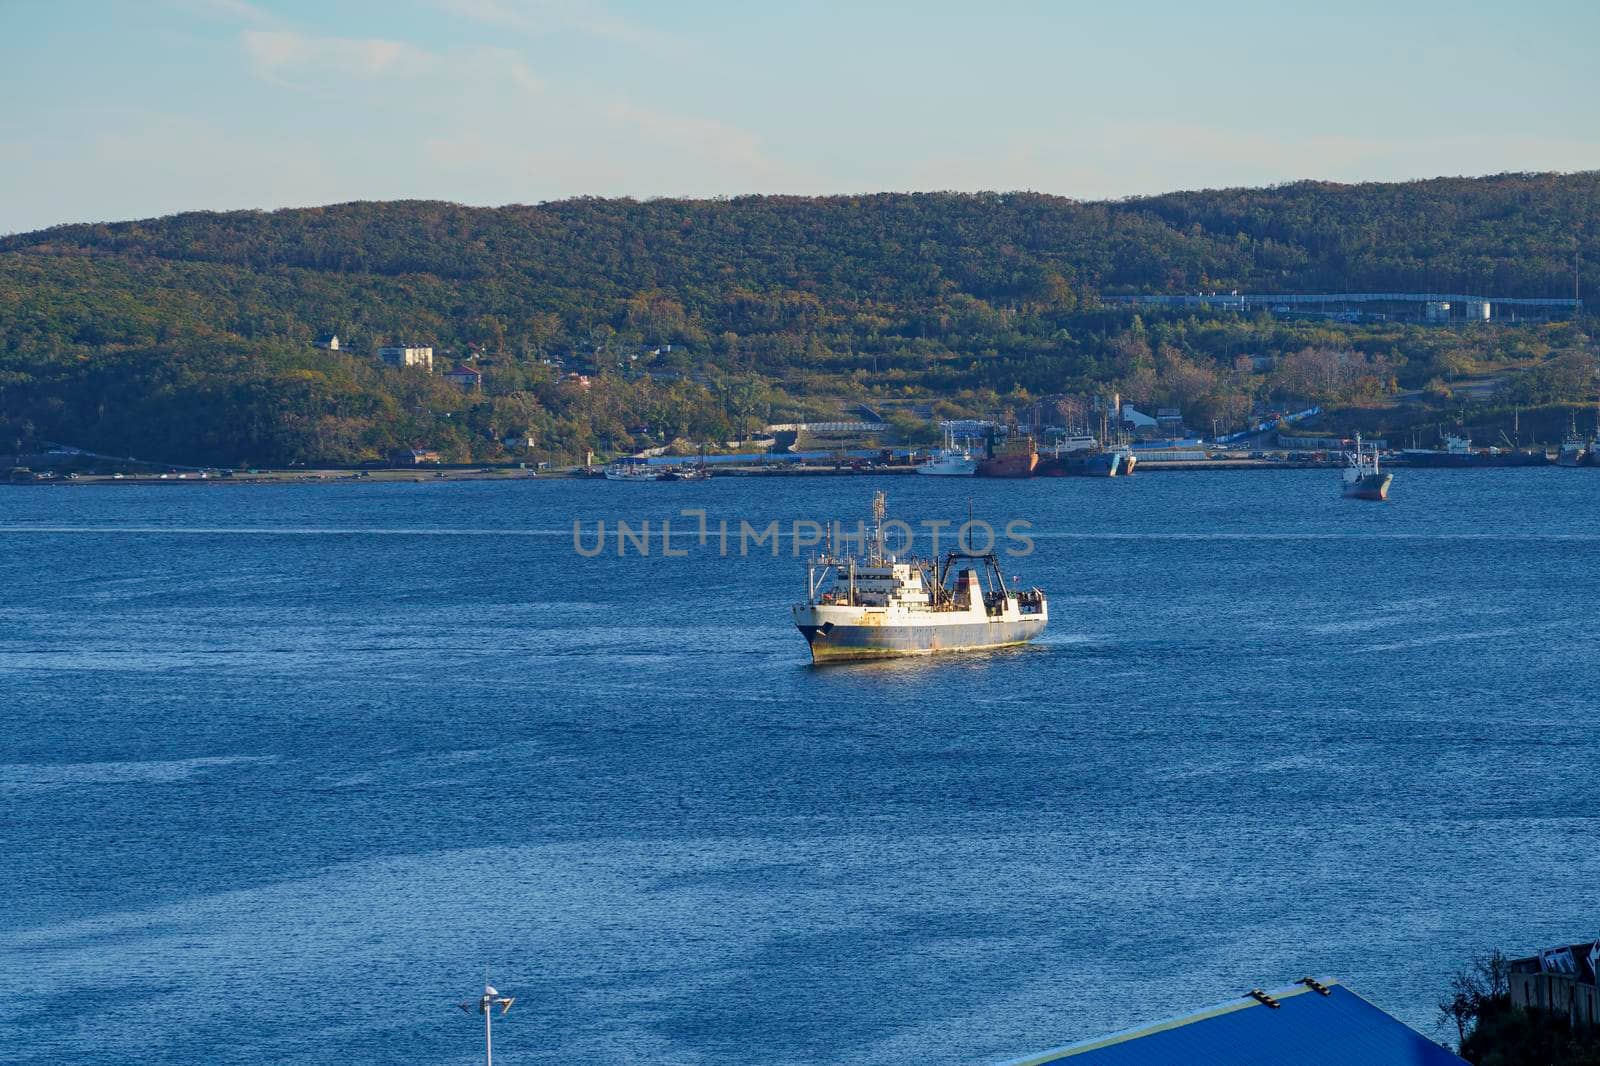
[2,470,1598,1064]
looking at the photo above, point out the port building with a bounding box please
[443,363,483,392]
[1001,979,1466,1065]
[389,448,442,466]
[378,345,434,372]
[1509,940,1600,1029]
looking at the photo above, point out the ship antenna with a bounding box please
[457,968,514,1066]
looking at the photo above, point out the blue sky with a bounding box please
[3,0,1598,233]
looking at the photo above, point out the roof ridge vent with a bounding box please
[1247,988,1281,1009]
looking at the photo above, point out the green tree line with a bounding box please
[1,173,1597,465]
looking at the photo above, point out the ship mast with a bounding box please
[870,491,887,564]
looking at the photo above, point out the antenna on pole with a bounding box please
[458,972,515,1066]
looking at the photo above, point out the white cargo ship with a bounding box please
[792,493,1047,663]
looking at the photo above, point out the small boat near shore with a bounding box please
[1342,433,1391,501]
[605,452,711,481]
[604,458,660,481]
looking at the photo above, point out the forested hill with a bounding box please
[2,172,1597,467]
[9,172,1600,296]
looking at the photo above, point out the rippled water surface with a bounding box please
[3,470,1598,1063]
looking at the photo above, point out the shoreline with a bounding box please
[8,455,1589,486]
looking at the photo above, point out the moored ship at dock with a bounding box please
[1398,434,1549,467]
[1557,416,1588,467]
[1036,446,1118,477]
[606,449,712,481]
[975,431,1037,478]
[916,424,977,476]
[604,457,662,481]
[1035,433,1108,477]
[792,493,1047,663]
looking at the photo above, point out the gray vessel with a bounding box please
[792,493,1048,663]
[1341,433,1391,501]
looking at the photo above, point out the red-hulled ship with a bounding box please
[976,433,1037,478]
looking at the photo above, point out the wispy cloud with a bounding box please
[417,83,811,203]
[432,0,680,51]
[498,52,545,96]
[168,0,275,25]
[604,99,782,183]
[242,30,441,80]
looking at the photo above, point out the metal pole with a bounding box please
[485,999,493,1066]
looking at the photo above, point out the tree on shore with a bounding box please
[1438,950,1509,1051]
[1442,949,1600,1066]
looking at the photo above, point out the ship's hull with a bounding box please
[1489,450,1552,467]
[796,616,1047,662]
[1343,472,1392,501]
[1557,449,1585,468]
[1037,451,1118,477]
[1398,451,1475,468]
[975,453,1037,478]
[1400,450,1549,468]
[916,458,977,475]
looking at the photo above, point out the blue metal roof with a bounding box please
[1000,980,1467,1066]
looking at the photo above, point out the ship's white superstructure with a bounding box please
[1558,416,1587,467]
[915,425,977,476]
[792,493,1047,662]
[604,458,661,481]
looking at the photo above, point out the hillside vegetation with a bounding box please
[2,173,1597,465]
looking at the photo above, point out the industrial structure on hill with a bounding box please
[1116,291,1581,324]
